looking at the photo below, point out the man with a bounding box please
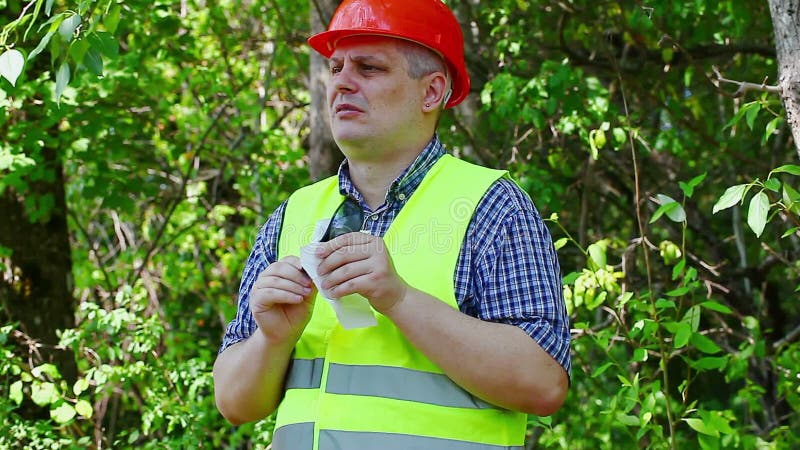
[214,0,571,448]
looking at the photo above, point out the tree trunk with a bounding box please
[0,147,76,381]
[308,0,344,180]
[768,0,800,158]
[0,2,76,380]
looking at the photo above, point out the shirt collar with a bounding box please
[336,134,446,210]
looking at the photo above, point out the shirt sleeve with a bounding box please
[218,201,287,353]
[456,178,572,375]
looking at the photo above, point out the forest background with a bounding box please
[1,0,799,448]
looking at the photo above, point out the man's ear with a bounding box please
[421,72,448,112]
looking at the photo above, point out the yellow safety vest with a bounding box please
[274,154,527,449]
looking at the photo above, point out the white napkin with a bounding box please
[299,219,378,329]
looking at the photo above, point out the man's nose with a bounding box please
[333,64,357,93]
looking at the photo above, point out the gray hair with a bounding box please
[395,40,452,108]
[398,41,447,78]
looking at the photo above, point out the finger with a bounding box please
[280,255,304,271]
[260,260,312,287]
[253,276,313,298]
[325,271,373,299]
[315,231,375,258]
[250,287,306,308]
[316,242,371,276]
[319,258,373,291]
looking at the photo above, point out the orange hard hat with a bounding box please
[308,0,470,108]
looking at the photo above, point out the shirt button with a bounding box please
[397,193,407,201]
[370,214,379,221]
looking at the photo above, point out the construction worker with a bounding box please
[214,0,571,448]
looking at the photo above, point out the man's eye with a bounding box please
[330,66,342,74]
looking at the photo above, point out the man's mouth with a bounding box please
[335,103,364,114]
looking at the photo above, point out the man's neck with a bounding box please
[338,130,436,210]
[346,151,420,210]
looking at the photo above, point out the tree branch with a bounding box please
[712,66,782,98]
[772,325,800,350]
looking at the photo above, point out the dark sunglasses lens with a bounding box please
[322,199,363,241]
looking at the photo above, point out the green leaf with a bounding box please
[674,323,691,349]
[713,184,747,214]
[684,418,720,437]
[763,117,781,143]
[87,31,119,58]
[771,164,800,176]
[51,402,76,424]
[554,237,568,251]
[84,48,103,76]
[782,227,799,239]
[104,5,122,34]
[672,258,686,280]
[633,347,648,362]
[655,298,676,309]
[783,183,800,215]
[27,31,55,61]
[55,63,70,102]
[746,191,770,237]
[617,413,640,426]
[724,101,758,130]
[73,378,89,396]
[783,183,800,202]
[682,305,701,331]
[22,0,45,41]
[666,286,690,297]
[562,271,580,285]
[31,382,58,406]
[679,172,707,198]
[58,13,81,42]
[612,127,627,145]
[587,240,608,269]
[745,102,760,130]
[689,356,728,370]
[699,301,732,314]
[588,130,600,160]
[10,380,23,405]
[650,201,679,223]
[480,86,492,106]
[75,399,93,418]
[591,361,615,378]
[691,333,722,354]
[37,11,63,32]
[32,363,61,380]
[705,410,735,435]
[0,49,25,86]
[763,178,781,193]
[69,38,90,64]
[653,194,686,222]
[589,129,606,158]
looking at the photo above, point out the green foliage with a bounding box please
[2,0,799,448]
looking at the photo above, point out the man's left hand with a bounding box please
[315,231,408,314]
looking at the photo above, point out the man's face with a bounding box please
[326,36,428,156]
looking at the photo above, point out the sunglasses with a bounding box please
[321,197,364,242]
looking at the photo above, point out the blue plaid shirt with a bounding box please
[221,136,571,374]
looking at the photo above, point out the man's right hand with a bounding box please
[249,256,316,345]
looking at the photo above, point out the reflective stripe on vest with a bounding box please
[287,358,495,409]
[274,424,524,450]
[285,358,325,390]
[275,155,526,448]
